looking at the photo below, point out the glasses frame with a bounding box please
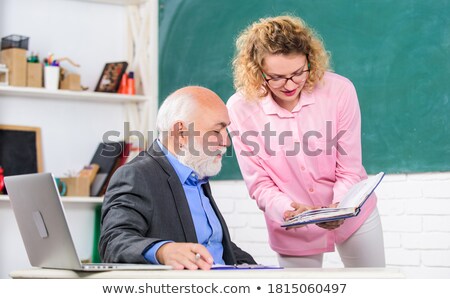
[262,64,310,89]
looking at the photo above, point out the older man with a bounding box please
[99,86,255,270]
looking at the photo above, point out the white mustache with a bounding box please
[212,147,227,157]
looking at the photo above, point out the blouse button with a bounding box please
[309,188,314,192]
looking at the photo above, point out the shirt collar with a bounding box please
[156,140,207,186]
[261,91,316,118]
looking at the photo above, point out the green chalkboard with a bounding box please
[159,0,450,179]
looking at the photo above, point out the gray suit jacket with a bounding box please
[99,141,255,265]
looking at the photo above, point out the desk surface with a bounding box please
[10,267,405,279]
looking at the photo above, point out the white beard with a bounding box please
[177,142,226,179]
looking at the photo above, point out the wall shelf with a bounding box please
[0,194,103,204]
[0,86,148,104]
[73,0,148,6]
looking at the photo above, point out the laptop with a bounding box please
[4,173,171,271]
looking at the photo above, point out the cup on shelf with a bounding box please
[44,66,60,90]
[54,178,67,196]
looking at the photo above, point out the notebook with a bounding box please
[4,173,171,271]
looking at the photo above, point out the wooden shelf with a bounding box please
[0,194,103,204]
[0,86,148,104]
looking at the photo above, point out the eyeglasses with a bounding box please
[263,69,310,89]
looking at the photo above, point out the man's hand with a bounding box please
[156,243,214,270]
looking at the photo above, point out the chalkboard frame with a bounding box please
[0,125,43,175]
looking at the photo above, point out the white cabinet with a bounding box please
[0,0,158,278]
[0,85,133,278]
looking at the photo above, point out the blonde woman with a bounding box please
[227,15,385,268]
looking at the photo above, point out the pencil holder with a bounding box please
[44,65,60,90]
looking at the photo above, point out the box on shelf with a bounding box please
[0,48,27,86]
[27,63,43,87]
[60,73,81,91]
[0,64,8,86]
[1,35,29,50]
[60,176,90,197]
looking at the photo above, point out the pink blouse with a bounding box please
[227,72,376,256]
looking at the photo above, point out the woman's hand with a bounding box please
[315,220,344,230]
[283,202,345,230]
[315,202,345,230]
[283,202,314,221]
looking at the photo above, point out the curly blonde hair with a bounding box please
[232,15,330,100]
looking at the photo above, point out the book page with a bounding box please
[337,172,385,208]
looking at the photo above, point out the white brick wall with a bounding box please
[210,172,450,278]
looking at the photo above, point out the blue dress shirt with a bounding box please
[143,140,225,265]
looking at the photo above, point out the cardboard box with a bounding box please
[60,73,81,91]
[27,63,43,87]
[0,64,7,85]
[60,176,90,197]
[0,48,27,86]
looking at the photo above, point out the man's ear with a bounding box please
[178,121,185,137]
[172,121,186,149]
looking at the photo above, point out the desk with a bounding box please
[10,267,405,279]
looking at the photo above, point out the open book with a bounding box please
[281,172,385,228]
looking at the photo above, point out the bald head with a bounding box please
[170,86,226,116]
[156,85,230,147]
